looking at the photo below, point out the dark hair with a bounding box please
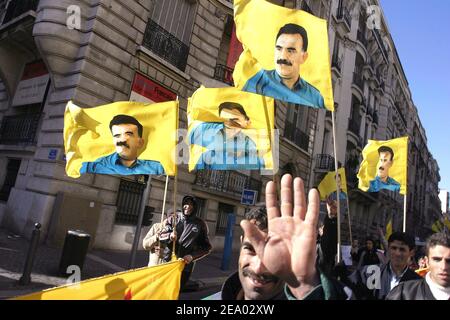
[218,102,249,121]
[244,203,267,231]
[276,23,308,52]
[109,114,143,137]
[388,232,415,250]
[378,146,394,161]
[425,232,450,256]
[365,238,374,245]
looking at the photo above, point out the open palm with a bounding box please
[241,174,320,288]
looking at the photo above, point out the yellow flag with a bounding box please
[64,100,178,177]
[317,168,348,201]
[233,0,333,110]
[357,137,408,195]
[12,260,184,300]
[187,86,274,172]
[432,219,444,233]
[385,218,393,241]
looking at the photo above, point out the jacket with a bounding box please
[161,195,212,262]
[142,222,166,266]
[349,262,422,300]
[386,278,436,300]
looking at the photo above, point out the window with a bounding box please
[284,105,310,151]
[115,179,146,225]
[143,0,197,71]
[0,159,21,202]
[195,197,207,220]
[215,203,235,236]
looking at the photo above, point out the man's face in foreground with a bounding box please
[426,245,450,287]
[111,123,143,162]
[238,236,284,300]
[274,33,308,83]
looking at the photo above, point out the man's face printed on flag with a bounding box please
[377,151,393,181]
[274,33,308,83]
[111,123,144,161]
[220,107,251,131]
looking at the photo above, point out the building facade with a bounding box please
[0,0,441,253]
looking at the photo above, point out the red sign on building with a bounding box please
[130,73,177,103]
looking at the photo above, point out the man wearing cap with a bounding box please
[161,195,212,290]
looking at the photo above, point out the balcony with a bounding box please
[142,19,189,71]
[214,64,234,86]
[1,0,38,26]
[352,72,364,92]
[373,28,389,62]
[0,113,41,145]
[331,54,342,75]
[284,121,309,151]
[335,1,352,32]
[348,118,360,137]
[357,30,367,47]
[194,170,262,200]
[373,111,379,125]
[315,154,336,171]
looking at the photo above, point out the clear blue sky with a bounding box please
[380,0,450,191]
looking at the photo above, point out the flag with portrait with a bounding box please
[357,137,408,195]
[233,0,333,110]
[187,86,275,172]
[317,167,348,201]
[64,100,178,178]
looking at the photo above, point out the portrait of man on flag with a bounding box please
[317,167,348,201]
[64,100,178,178]
[357,137,408,195]
[187,87,274,171]
[233,0,334,110]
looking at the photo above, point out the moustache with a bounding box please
[277,59,292,66]
[116,141,130,148]
[378,167,384,171]
[242,267,279,284]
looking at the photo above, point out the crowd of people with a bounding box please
[143,174,450,300]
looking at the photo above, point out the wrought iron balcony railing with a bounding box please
[331,54,342,73]
[284,121,309,151]
[348,118,361,137]
[214,64,234,86]
[142,20,189,71]
[315,154,336,171]
[194,170,262,200]
[357,30,367,47]
[336,1,352,28]
[1,0,38,25]
[0,113,41,145]
[353,72,364,91]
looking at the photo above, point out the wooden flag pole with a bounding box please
[403,194,407,233]
[160,175,170,224]
[331,110,341,263]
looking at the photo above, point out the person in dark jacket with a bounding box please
[161,195,212,291]
[318,196,338,275]
[386,232,450,300]
[349,232,421,299]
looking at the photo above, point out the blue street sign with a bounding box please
[241,189,257,206]
[48,149,58,160]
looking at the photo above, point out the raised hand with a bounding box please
[240,174,320,298]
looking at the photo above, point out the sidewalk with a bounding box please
[0,227,238,299]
